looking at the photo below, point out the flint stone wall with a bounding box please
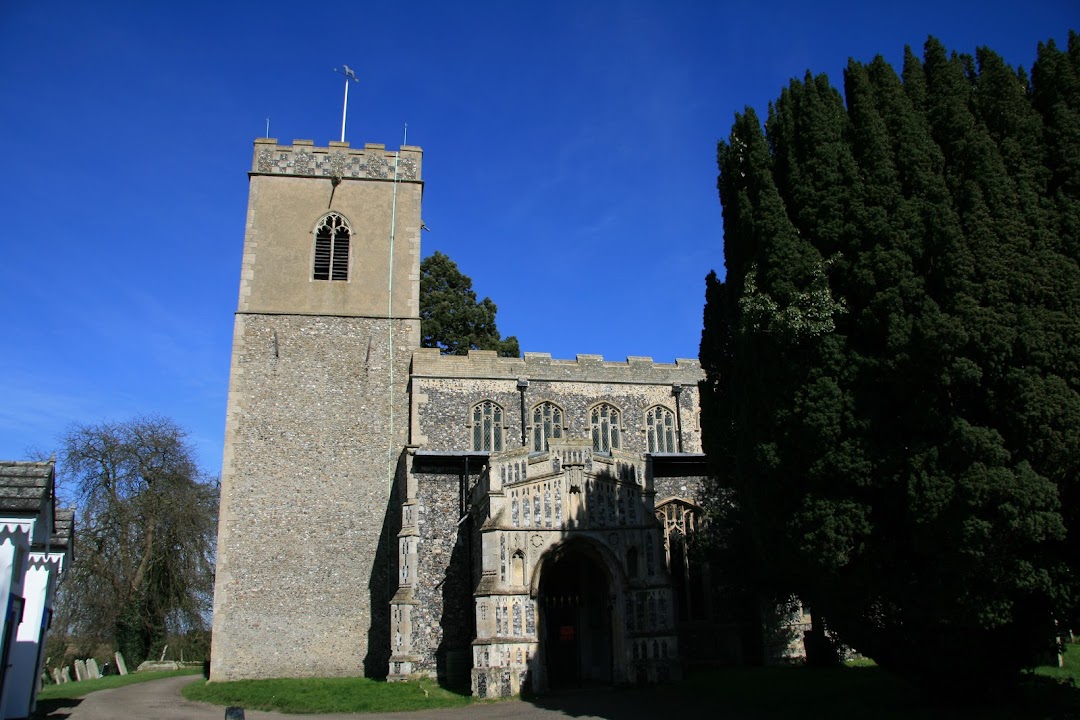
[653,476,708,506]
[410,468,475,679]
[211,314,414,681]
[411,350,704,455]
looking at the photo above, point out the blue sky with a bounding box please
[0,1,1073,480]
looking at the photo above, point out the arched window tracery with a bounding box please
[646,405,676,453]
[313,212,351,281]
[471,401,504,452]
[656,498,708,623]
[531,402,563,452]
[590,403,622,453]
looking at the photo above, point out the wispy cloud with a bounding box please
[0,371,136,455]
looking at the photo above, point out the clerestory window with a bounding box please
[313,213,351,281]
[471,401,504,452]
[646,405,676,453]
[531,402,563,452]
[590,403,622,453]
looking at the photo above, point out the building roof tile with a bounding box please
[0,461,54,514]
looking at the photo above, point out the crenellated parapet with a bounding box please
[411,348,701,386]
[251,138,422,181]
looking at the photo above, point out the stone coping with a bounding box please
[411,348,702,384]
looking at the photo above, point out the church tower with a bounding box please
[210,138,423,680]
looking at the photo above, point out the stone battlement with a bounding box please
[411,348,701,385]
[251,138,422,181]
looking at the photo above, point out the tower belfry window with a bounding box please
[313,213,351,281]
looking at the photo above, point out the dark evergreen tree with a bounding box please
[420,251,520,357]
[703,33,1079,693]
[1029,31,1080,633]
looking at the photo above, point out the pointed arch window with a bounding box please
[313,213,351,281]
[511,550,526,587]
[646,405,676,453]
[656,498,708,622]
[531,402,563,452]
[471,401,504,452]
[590,403,622,453]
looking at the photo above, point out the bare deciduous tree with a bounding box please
[54,416,218,664]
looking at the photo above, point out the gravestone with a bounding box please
[61,666,72,683]
[74,659,87,682]
[136,660,180,671]
[51,668,62,685]
[114,651,128,675]
[86,658,100,679]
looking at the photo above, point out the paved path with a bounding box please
[35,675,735,720]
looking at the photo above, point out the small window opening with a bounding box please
[512,550,526,586]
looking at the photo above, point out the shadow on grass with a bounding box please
[435,681,475,699]
[521,667,1080,720]
[1013,674,1080,720]
[525,684,719,720]
[31,697,83,719]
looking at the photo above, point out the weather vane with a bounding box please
[334,65,359,143]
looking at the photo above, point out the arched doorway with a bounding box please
[538,540,613,689]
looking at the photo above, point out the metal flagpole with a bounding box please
[334,65,359,142]
[341,79,349,141]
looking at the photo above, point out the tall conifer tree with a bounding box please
[703,33,1079,691]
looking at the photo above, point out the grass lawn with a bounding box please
[182,675,475,714]
[179,649,1080,717]
[37,667,203,701]
[673,662,1079,720]
[669,647,1080,720]
[1034,643,1080,682]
